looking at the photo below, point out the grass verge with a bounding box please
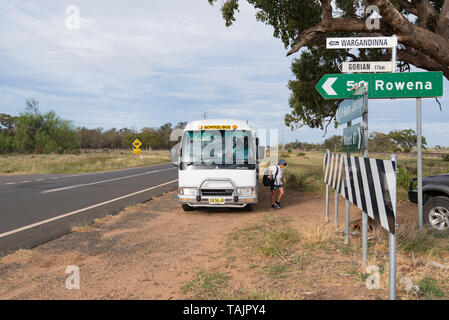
[0,149,169,174]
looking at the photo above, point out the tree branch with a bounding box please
[399,0,418,16]
[285,0,449,79]
[437,0,449,37]
[414,0,439,29]
[286,18,392,56]
[368,0,449,69]
[320,0,332,21]
[397,46,449,79]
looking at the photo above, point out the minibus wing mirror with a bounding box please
[257,145,265,162]
[170,144,181,167]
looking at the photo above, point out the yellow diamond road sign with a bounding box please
[133,139,142,149]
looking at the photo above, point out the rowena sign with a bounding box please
[316,72,443,99]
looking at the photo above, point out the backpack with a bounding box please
[262,166,279,187]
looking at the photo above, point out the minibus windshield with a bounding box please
[180,130,255,169]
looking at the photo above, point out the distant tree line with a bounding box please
[0,99,440,155]
[0,99,186,154]
[284,129,431,153]
[369,130,427,153]
[75,122,186,150]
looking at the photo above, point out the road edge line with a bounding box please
[0,179,178,239]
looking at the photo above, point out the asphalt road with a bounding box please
[0,163,178,256]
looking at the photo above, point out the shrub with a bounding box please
[285,173,306,190]
[0,134,13,154]
[418,277,445,297]
[442,154,449,162]
[397,165,414,191]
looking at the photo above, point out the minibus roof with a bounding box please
[184,119,253,132]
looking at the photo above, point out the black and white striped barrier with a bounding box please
[324,152,397,234]
[324,151,398,300]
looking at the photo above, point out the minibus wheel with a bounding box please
[182,204,195,211]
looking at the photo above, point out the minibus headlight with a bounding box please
[237,187,255,196]
[179,187,197,196]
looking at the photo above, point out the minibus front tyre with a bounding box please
[182,204,195,211]
[245,204,254,212]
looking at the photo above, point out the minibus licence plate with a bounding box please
[209,198,225,204]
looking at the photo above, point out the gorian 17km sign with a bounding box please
[339,61,394,73]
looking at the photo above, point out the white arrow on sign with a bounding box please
[339,61,394,73]
[322,77,337,96]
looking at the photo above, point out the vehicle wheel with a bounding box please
[424,196,449,233]
[182,204,195,211]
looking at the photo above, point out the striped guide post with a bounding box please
[323,152,398,299]
[324,150,330,221]
[323,153,397,234]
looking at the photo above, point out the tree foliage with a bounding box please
[209,0,449,130]
[0,99,187,154]
[323,134,343,151]
[11,99,77,153]
[284,129,428,153]
[369,129,427,152]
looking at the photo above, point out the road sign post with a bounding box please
[389,154,398,300]
[322,36,406,297]
[325,150,330,222]
[334,189,339,227]
[392,35,397,73]
[345,198,350,244]
[362,83,369,266]
[417,98,423,237]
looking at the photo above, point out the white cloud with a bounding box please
[0,0,447,146]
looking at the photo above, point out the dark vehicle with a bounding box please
[409,174,449,232]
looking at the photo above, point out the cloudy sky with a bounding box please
[0,0,448,146]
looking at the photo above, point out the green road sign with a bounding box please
[336,95,365,125]
[316,72,443,99]
[343,123,362,153]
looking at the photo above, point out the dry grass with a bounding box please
[226,208,449,300]
[366,219,449,299]
[71,226,97,233]
[0,149,169,175]
[296,221,335,248]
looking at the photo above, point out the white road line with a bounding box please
[41,167,176,194]
[5,182,16,185]
[0,179,178,239]
[35,179,44,181]
[66,162,172,178]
